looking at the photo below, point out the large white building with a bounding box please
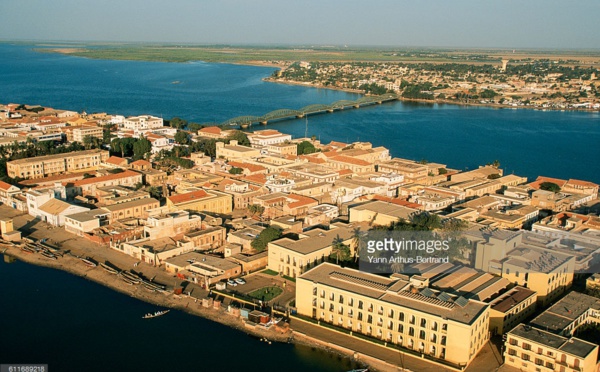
[122,115,163,131]
[247,129,292,147]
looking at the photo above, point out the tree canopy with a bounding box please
[297,140,317,155]
[540,182,561,193]
[251,226,282,252]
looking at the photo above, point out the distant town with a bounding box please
[1,103,600,372]
[269,59,600,111]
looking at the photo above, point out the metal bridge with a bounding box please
[216,93,398,128]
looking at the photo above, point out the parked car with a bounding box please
[227,279,237,287]
[234,278,246,285]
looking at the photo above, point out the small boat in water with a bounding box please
[142,310,170,319]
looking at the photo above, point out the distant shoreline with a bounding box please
[264,77,600,113]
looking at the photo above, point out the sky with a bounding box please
[1,0,599,49]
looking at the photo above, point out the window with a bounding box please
[399,312,404,322]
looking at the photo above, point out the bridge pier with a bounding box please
[353,104,360,108]
[295,114,305,119]
[327,109,334,113]
[260,121,268,125]
[241,123,250,129]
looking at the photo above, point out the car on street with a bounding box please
[234,278,246,285]
[227,279,237,287]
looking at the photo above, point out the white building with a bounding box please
[122,115,163,131]
[247,129,292,147]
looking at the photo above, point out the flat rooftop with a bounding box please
[300,263,488,325]
[489,286,536,313]
[509,324,597,358]
[351,200,418,220]
[529,291,600,334]
[271,223,358,255]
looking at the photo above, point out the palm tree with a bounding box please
[330,235,350,265]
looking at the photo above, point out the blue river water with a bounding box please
[0,257,358,372]
[1,43,599,183]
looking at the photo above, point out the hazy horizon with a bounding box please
[1,0,599,50]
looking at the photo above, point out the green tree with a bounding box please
[438,168,448,175]
[251,226,282,252]
[540,182,561,193]
[248,204,265,217]
[187,123,204,132]
[174,130,190,145]
[133,137,152,160]
[168,117,187,129]
[229,167,243,175]
[227,130,250,146]
[330,235,351,264]
[297,140,317,155]
[409,212,442,231]
[147,186,163,200]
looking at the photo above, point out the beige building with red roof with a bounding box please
[102,156,128,169]
[197,126,232,139]
[0,181,21,206]
[166,189,232,214]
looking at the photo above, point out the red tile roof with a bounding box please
[228,161,266,173]
[529,176,568,190]
[168,190,209,205]
[0,181,17,191]
[104,156,127,166]
[199,126,222,134]
[329,155,372,166]
[567,179,598,188]
[131,159,151,167]
[286,194,318,209]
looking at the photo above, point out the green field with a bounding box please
[248,286,283,302]
[34,44,517,64]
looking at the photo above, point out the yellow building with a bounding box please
[72,125,103,143]
[488,286,537,335]
[349,200,419,227]
[297,263,490,368]
[7,149,109,179]
[505,324,598,372]
[101,198,160,221]
[166,189,232,214]
[215,140,261,161]
[267,222,360,278]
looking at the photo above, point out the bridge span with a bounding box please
[209,93,398,129]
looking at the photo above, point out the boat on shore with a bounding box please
[21,245,36,254]
[142,310,170,319]
[80,257,97,267]
[40,250,58,260]
[100,262,119,274]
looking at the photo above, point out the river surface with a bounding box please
[0,257,358,372]
[1,43,599,183]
